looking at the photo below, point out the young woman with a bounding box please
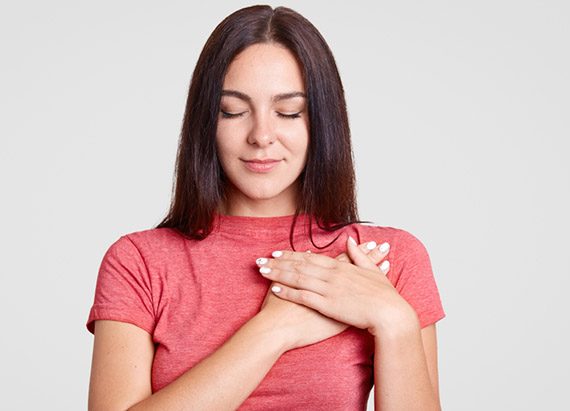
[87,5,445,410]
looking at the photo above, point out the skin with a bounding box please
[89,242,392,411]
[88,43,441,410]
[259,241,441,410]
[215,43,309,217]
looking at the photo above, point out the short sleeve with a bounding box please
[389,229,446,328]
[86,235,155,335]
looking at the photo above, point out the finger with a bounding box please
[365,241,391,267]
[258,264,328,295]
[335,240,376,262]
[269,249,337,269]
[257,256,331,282]
[269,282,328,313]
[335,252,350,262]
[379,259,390,275]
[346,236,380,271]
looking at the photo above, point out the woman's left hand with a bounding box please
[257,234,418,336]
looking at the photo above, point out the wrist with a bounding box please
[249,310,294,354]
[368,301,420,338]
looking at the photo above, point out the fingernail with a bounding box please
[379,242,390,253]
[272,250,283,258]
[256,257,268,266]
[271,285,282,293]
[380,260,390,273]
[366,241,377,250]
[259,267,272,275]
[348,236,357,245]
[305,250,312,253]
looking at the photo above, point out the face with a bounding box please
[215,43,310,216]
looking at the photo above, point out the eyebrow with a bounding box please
[221,89,306,103]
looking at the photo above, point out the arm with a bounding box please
[373,321,441,410]
[89,312,289,411]
[89,241,387,411]
[257,234,444,410]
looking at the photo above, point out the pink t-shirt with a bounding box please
[86,213,445,410]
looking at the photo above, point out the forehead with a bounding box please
[222,43,305,94]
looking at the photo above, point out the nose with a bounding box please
[247,113,276,147]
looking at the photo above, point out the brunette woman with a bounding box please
[87,5,445,410]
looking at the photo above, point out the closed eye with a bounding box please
[220,110,302,119]
[220,110,246,118]
[277,112,302,119]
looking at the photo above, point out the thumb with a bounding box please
[346,235,379,270]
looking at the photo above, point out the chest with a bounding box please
[147,239,375,406]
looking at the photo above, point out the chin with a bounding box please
[242,186,284,200]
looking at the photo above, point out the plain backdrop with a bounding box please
[1,1,569,409]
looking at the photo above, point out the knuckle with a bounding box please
[336,254,349,262]
[298,290,311,304]
[292,260,305,271]
[368,251,381,264]
[332,262,344,274]
[302,252,312,262]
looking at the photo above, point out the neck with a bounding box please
[219,186,299,217]
[219,200,297,217]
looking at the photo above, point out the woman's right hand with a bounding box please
[257,238,390,351]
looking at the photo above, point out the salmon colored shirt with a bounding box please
[86,213,445,410]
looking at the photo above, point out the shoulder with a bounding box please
[96,228,192,268]
[102,227,190,264]
[352,222,445,328]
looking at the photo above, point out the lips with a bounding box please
[242,158,282,173]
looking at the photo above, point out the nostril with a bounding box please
[248,133,276,146]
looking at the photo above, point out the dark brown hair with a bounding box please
[155,5,369,249]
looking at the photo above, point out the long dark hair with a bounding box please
[156,5,369,249]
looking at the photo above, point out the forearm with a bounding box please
[373,318,441,411]
[129,312,288,411]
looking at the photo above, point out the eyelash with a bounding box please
[279,112,302,119]
[220,111,301,119]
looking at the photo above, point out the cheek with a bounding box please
[295,120,310,155]
[278,119,309,146]
[216,121,249,152]
[283,129,309,159]
[215,129,237,161]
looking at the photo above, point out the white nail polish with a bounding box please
[271,285,282,293]
[379,242,390,253]
[256,257,268,265]
[259,267,272,275]
[380,260,390,273]
[272,250,283,258]
[348,236,357,245]
[366,241,377,250]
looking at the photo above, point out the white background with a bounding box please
[1,1,569,409]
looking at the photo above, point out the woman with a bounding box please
[87,5,445,410]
